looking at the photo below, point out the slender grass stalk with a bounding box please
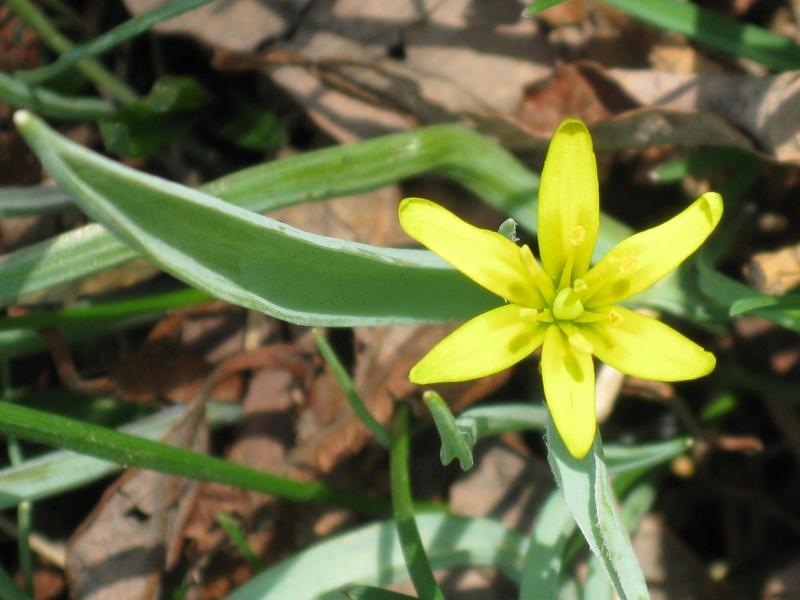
[5,0,137,104]
[20,0,216,84]
[0,401,389,515]
[215,513,264,571]
[390,404,445,600]
[313,330,392,448]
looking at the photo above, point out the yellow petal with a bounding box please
[582,192,723,308]
[410,304,546,384]
[538,119,599,283]
[580,306,716,381]
[399,198,545,308]
[541,324,596,458]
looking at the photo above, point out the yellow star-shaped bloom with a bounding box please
[399,118,722,458]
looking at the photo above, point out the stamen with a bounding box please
[558,322,594,354]
[558,226,586,291]
[575,308,625,325]
[520,307,554,323]
[519,245,556,303]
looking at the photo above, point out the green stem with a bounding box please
[6,0,137,104]
[390,403,445,600]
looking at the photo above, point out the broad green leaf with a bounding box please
[344,586,416,600]
[15,110,501,327]
[224,513,528,600]
[583,482,657,600]
[519,491,574,600]
[546,416,649,600]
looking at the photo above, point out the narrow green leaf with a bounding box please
[18,0,216,84]
[0,287,211,331]
[0,71,116,120]
[224,513,528,600]
[604,0,800,71]
[0,402,241,510]
[216,513,264,571]
[604,437,693,475]
[423,390,474,470]
[650,147,759,182]
[455,402,548,440]
[546,417,649,600]
[0,186,73,217]
[313,330,391,448]
[698,262,800,331]
[524,0,568,16]
[0,400,388,514]
[730,294,800,316]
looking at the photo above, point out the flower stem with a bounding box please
[390,403,445,600]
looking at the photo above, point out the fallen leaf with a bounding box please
[66,401,208,600]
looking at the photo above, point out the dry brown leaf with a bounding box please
[449,441,553,533]
[603,69,800,162]
[518,62,638,136]
[267,184,411,247]
[122,0,312,52]
[185,344,312,559]
[211,0,553,142]
[632,515,727,600]
[744,243,800,295]
[66,402,208,600]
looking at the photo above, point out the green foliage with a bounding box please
[99,76,213,157]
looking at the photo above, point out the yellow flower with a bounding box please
[399,118,722,458]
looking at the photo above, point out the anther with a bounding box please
[571,225,586,246]
[519,307,539,322]
[619,256,637,273]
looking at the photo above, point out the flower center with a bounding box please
[552,287,584,320]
